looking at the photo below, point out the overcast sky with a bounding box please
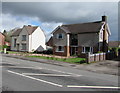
[1,2,118,41]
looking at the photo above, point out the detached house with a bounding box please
[11,25,46,52]
[47,16,111,57]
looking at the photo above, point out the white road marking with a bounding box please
[22,73,82,77]
[39,67,82,76]
[3,63,82,77]
[7,70,63,87]
[67,85,120,89]
[2,62,20,64]
[2,66,42,69]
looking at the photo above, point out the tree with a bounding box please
[2,30,12,43]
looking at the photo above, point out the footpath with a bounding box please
[2,54,120,76]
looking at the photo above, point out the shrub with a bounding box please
[3,45,8,48]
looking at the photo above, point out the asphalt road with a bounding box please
[1,54,119,92]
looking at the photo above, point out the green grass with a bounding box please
[27,56,86,64]
[7,51,33,54]
[7,51,21,54]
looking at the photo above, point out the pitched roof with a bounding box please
[11,28,22,36]
[46,36,53,46]
[24,25,38,35]
[11,25,38,36]
[61,21,104,34]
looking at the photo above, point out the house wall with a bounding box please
[99,30,103,42]
[52,29,70,56]
[16,27,29,52]
[77,33,99,56]
[53,28,67,46]
[31,27,46,52]
[78,33,99,47]
[103,24,109,52]
[11,36,18,51]
[0,33,5,46]
[53,46,70,57]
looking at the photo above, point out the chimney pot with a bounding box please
[102,16,107,22]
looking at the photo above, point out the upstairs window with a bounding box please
[22,35,26,41]
[70,34,78,46]
[57,33,64,39]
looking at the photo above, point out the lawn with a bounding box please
[7,51,27,54]
[27,56,86,64]
[7,51,32,54]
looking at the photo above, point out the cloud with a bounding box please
[1,13,32,31]
[2,2,117,23]
[2,2,118,41]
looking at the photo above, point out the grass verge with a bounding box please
[27,56,86,64]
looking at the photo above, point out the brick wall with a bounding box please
[0,33,5,46]
[53,46,70,57]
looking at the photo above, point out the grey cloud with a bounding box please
[2,2,118,41]
[2,2,117,23]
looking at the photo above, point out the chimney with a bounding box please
[102,15,107,22]
[28,25,31,26]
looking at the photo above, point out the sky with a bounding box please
[0,1,119,41]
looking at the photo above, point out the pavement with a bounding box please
[2,54,119,76]
[1,55,119,92]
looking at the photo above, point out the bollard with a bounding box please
[4,48,6,54]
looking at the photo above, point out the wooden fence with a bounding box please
[86,52,116,63]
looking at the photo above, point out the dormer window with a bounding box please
[57,33,64,39]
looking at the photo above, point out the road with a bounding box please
[1,54,119,92]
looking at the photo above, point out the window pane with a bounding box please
[22,35,26,41]
[85,47,90,52]
[58,34,63,39]
[82,47,84,52]
[22,44,26,50]
[14,39,17,47]
[58,46,62,51]
[57,46,64,51]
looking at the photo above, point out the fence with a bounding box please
[86,52,116,63]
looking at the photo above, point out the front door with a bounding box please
[71,47,78,56]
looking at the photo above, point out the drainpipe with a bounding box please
[67,34,70,57]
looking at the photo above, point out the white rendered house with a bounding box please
[11,25,46,52]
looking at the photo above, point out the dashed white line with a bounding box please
[7,70,63,87]
[67,85,120,89]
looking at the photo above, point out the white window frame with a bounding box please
[82,47,93,53]
[56,46,64,52]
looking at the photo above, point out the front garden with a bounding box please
[6,51,86,64]
[27,55,86,64]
